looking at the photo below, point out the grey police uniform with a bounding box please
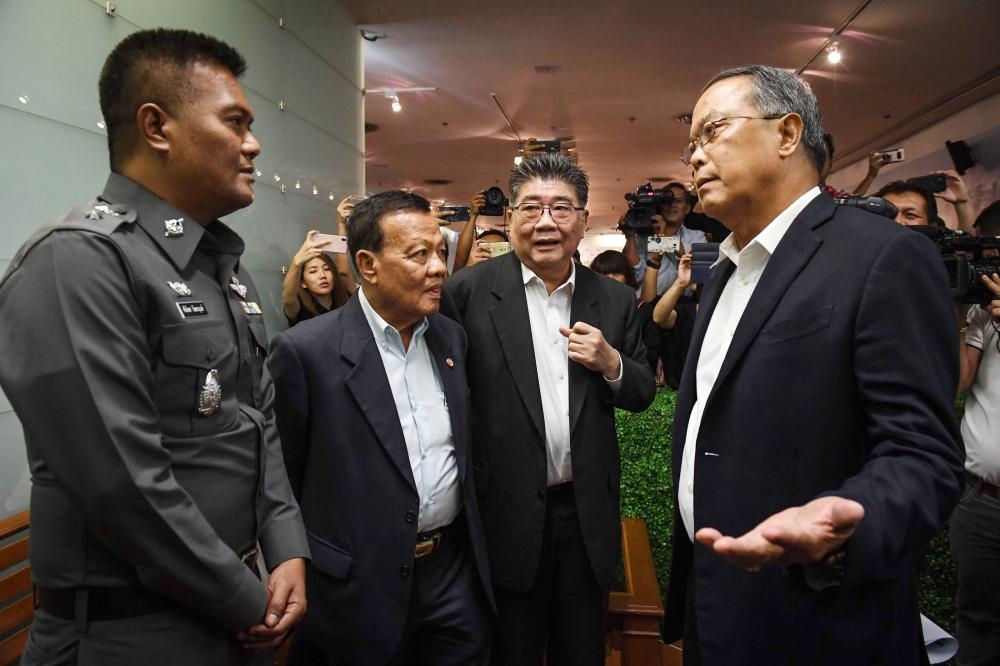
[0,173,308,665]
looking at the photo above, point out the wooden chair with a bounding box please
[0,510,31,665]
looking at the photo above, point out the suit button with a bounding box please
[405,511,416,524]
[537,490,546,501]
[400,565,410,577]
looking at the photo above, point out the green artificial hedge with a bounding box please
[616,388,959,634]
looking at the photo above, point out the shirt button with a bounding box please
[400,565,410,577]
[559,374,565,380]
[405,511,416,524]
[687,483,694,493]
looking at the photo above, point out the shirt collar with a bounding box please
[357,284,429,353]
[715,186,820,267]
[520,260,577,294]
[100,172,245,271]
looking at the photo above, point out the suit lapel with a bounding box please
[341,298,417,492]
[489,253,546,441]
[568,267,600,433]
[705,198,830,406]
[425,318,468,481]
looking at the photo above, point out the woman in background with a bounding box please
[282,230,349,327]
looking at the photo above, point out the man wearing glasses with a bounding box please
[664,65,963,664]
[442,153,655,665]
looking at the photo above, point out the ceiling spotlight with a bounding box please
[367,87,436,114]
[514,142,525,166]
[514,155,523,166]
[826,42,842,64]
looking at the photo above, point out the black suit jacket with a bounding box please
[665,194,964,665]
[442,252,656,592]
[268,295,493,665]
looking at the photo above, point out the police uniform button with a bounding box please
[206,349,216,361]
[400,564,410,577]
[405,511,416,524]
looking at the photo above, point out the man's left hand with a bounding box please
[238,557,308,650]
[559,322,621,380]
[695,496,864,572]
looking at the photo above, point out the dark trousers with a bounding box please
[289,518,490,666]
[950,479,1000,666]
[682,565,701,666]
[493,482,608,666]
[21,605,258,666]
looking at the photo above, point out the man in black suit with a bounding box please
[664,64,964,664]
[442,153,656,665]
[269,191,493,665]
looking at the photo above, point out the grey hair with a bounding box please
[704,65,826,173]
[509,152,589,206]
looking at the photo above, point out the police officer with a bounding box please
[0,29,308,665]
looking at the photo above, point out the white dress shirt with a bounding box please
[679,187,821,541]
[358,287,461,532]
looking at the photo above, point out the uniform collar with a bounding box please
[100,173,245,272]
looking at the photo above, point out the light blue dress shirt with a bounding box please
[358,287,461,532]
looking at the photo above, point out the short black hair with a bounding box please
[99,28,247,169]
[347,191,432,263]
[658,181,695,213]
[589,250,638,289]
[476,229,509,242]
[875,180,940,225]
[974,199,1000,236]
[509,153,589,207]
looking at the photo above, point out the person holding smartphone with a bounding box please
[282,230,349,326]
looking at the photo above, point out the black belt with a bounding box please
[37,547,261,621]
[415,513,464,559]
[35,585,173,622]
[968,472,1000,500]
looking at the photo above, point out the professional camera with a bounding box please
[835,195,898,219]
[619,183,679,234]
[480,187,508,216]
[908,227,1000,304]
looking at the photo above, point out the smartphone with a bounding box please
[484,241,511,257]
[312,233,348,254]
[876,147,905,164]
[907,173,947,193]
[439,205,471,222]
[647,235,680,254]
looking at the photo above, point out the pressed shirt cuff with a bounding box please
[603,349,624,393]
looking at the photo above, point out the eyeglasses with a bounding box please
[511,202,585,223]
[681,115,784,165]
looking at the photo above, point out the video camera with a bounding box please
[619,183,681,234]
[480,187,508,217]
[908,227,1000,304]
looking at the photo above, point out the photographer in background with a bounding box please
[951,201,1000,666]
[622,181,706,300]
[874,171,976,234]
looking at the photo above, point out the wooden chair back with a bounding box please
[0,511,31,665]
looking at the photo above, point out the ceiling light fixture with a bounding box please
[366,87,436,114]
[826,42,842,64]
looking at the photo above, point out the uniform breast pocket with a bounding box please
[158,319,237,436]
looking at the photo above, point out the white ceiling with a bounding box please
[342,0,1000,233]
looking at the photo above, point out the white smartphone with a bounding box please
[313,233,348,254]
[647,235,680,254]
[484,241,512,257]
[876,148,905,164]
